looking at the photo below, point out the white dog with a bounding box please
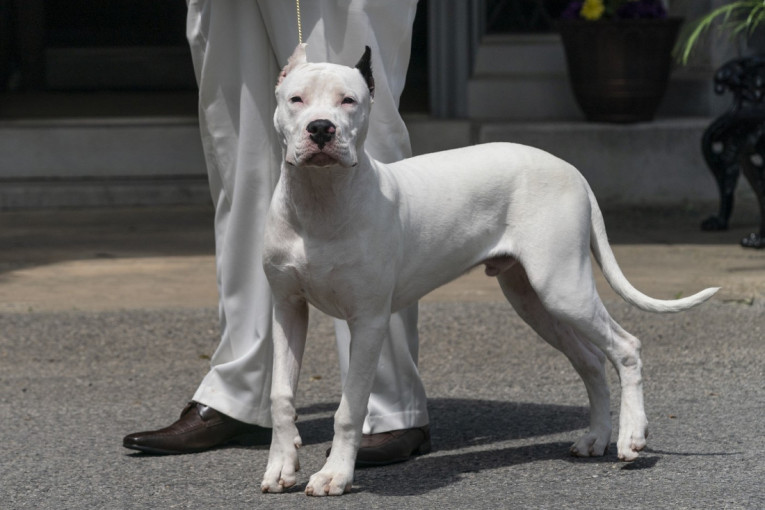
[260,45,718,496]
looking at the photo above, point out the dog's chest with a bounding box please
[264,232,371,319]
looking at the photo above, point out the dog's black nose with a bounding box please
[307,119,336,149]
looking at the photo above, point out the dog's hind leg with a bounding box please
[572,312,648,461]
[519,252,648,461]
[497,264,612,457]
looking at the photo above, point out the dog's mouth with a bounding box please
[304,152,339,167]
[287,140,356,168]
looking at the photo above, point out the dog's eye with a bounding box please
[290,96,303,104]
[341,97,356,105]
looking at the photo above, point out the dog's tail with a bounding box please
[586,183,719,313]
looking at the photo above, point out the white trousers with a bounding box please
[186,0,428,434]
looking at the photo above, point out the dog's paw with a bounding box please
[305,468,353,497]
[617,423,648,462]
[570,429,610,457]
[261,439,301,493]
[261,455,300,493]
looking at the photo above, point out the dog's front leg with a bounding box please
[261,298,308,494]
[305,314,390,497]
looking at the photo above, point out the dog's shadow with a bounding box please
[298,398,589,450]
[295,398,634,495]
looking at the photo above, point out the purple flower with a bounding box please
[616,0,667,19]
[560,2,584,19]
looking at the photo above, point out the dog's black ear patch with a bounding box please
[355,46,375,99]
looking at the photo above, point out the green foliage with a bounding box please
[676,0,765,64]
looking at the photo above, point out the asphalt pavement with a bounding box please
[1,203,763,509]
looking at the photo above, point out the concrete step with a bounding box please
[472,34,566,75]
[468,34,580,120]
[466,34,723,120]
[477,118,720,205]
[408,116,729,206]
[2,115,745,210]
[0,116,208,209]
[467,76,581,120]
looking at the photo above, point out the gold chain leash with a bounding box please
[296,0,303,44]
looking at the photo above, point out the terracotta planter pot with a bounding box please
[558,17,683,123]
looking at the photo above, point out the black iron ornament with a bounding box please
[701,56,765,248]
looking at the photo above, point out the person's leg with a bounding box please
[125,0,428,463]
[192,1,428,430]
[259,1,430,463]
[124,0,279,453]
[188,0,281,428]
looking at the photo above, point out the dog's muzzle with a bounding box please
[307,119,336,150]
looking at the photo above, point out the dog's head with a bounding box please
[274,44,375,169]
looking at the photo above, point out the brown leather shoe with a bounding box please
[327,425,431,467]
[123,401,271,455]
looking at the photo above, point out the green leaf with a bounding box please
[674,1,764,64]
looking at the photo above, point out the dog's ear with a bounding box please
[277,43,308,87]
[355,46,375,99]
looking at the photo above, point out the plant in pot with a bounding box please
[557,0,683,123]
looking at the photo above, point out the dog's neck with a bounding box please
[278,151,378,235]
